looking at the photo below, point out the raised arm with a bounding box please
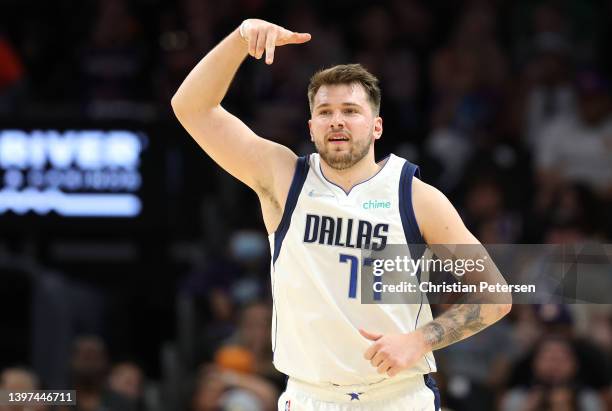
[170,19,311,228]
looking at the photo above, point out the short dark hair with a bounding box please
[307,64,381,115]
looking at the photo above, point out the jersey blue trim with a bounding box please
[424,374,441,410]
[415,288,433,372]
[414,291,424,329]
[271,155,309,354]
[399,162,425,277]
[398,161,425,245]
[271,265,278,354]
[273,155,310,264]
[400,161,429,354]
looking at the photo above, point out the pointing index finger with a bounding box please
[265,29,277,64]
[291,32,312,44]
[277,28,312,46]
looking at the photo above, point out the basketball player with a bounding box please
[172,19,512,411]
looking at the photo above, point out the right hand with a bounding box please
[239,19,311,64]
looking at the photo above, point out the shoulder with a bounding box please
[389,154,441,204]
[393,157,448,226]
[411,177,478,245]
[412,177,447,211]
[410,177,447,240]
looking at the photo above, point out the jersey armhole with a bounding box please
[399,161,425,245]
[272,155,310,264]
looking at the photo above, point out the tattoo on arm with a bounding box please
[422,304,487,350]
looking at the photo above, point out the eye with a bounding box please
[318,110,331,115]
[344,108,358,114]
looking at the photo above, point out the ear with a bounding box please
[308,119,314,141]
[373,116,383,140]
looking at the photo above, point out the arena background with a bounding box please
[0,0,611,410]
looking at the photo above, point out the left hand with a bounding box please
[360,328,428,377]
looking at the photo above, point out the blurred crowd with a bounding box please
[1,0,612,410]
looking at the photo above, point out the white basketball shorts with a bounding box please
[278,374,441,411]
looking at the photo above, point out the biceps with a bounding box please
[177,106,295,191]
[415,187,479,244]
[422,197,478,245]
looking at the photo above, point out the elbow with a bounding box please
[170,94,218,120]
[500,298,512,319]
[170,94,195,124]
[170,91,195,118]
[170,94,185,116]
[503,302,512,316]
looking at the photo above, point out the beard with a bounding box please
[315,133,373,170]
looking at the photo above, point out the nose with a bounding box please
[330,110,345,129]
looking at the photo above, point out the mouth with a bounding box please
[327,132,350,143]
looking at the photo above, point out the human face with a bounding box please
[534,340,576,384]
[308,83,382,170]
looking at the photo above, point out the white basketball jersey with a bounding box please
[268,153,436,385]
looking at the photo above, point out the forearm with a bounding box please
[419,302,510,351]
[171,27,247,113]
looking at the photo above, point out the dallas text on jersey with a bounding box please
[303,214,388,251]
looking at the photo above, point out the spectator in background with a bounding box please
[77,0,150,108]
[226,231,270,305]
[507,305,610,399]
[535,70,612,209]
[180,0,216,53]
[508,305,544,359]
[108,362,144,410]
[427,3,508,191]
[62,336,134,411]
[179,230,270,366]
[191,364,278,411]
[390,0,433,54]
[155,0,227,112]
[525,183,605,243]
[546,184,603,237]
[510,2,569,65]
[353,5,394,74]
[586,306,612,358]
[0,368,46,411]
[31,272,107,391]
[215,301,284,389]
[583,306,612,409]
[179,264,237,368]
[155,5,199,113]
[510,31,575,148]
[501,336,604,411]
[510,1,605,67]
[460,174,521,243]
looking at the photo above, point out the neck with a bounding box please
[319,152,382,193]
